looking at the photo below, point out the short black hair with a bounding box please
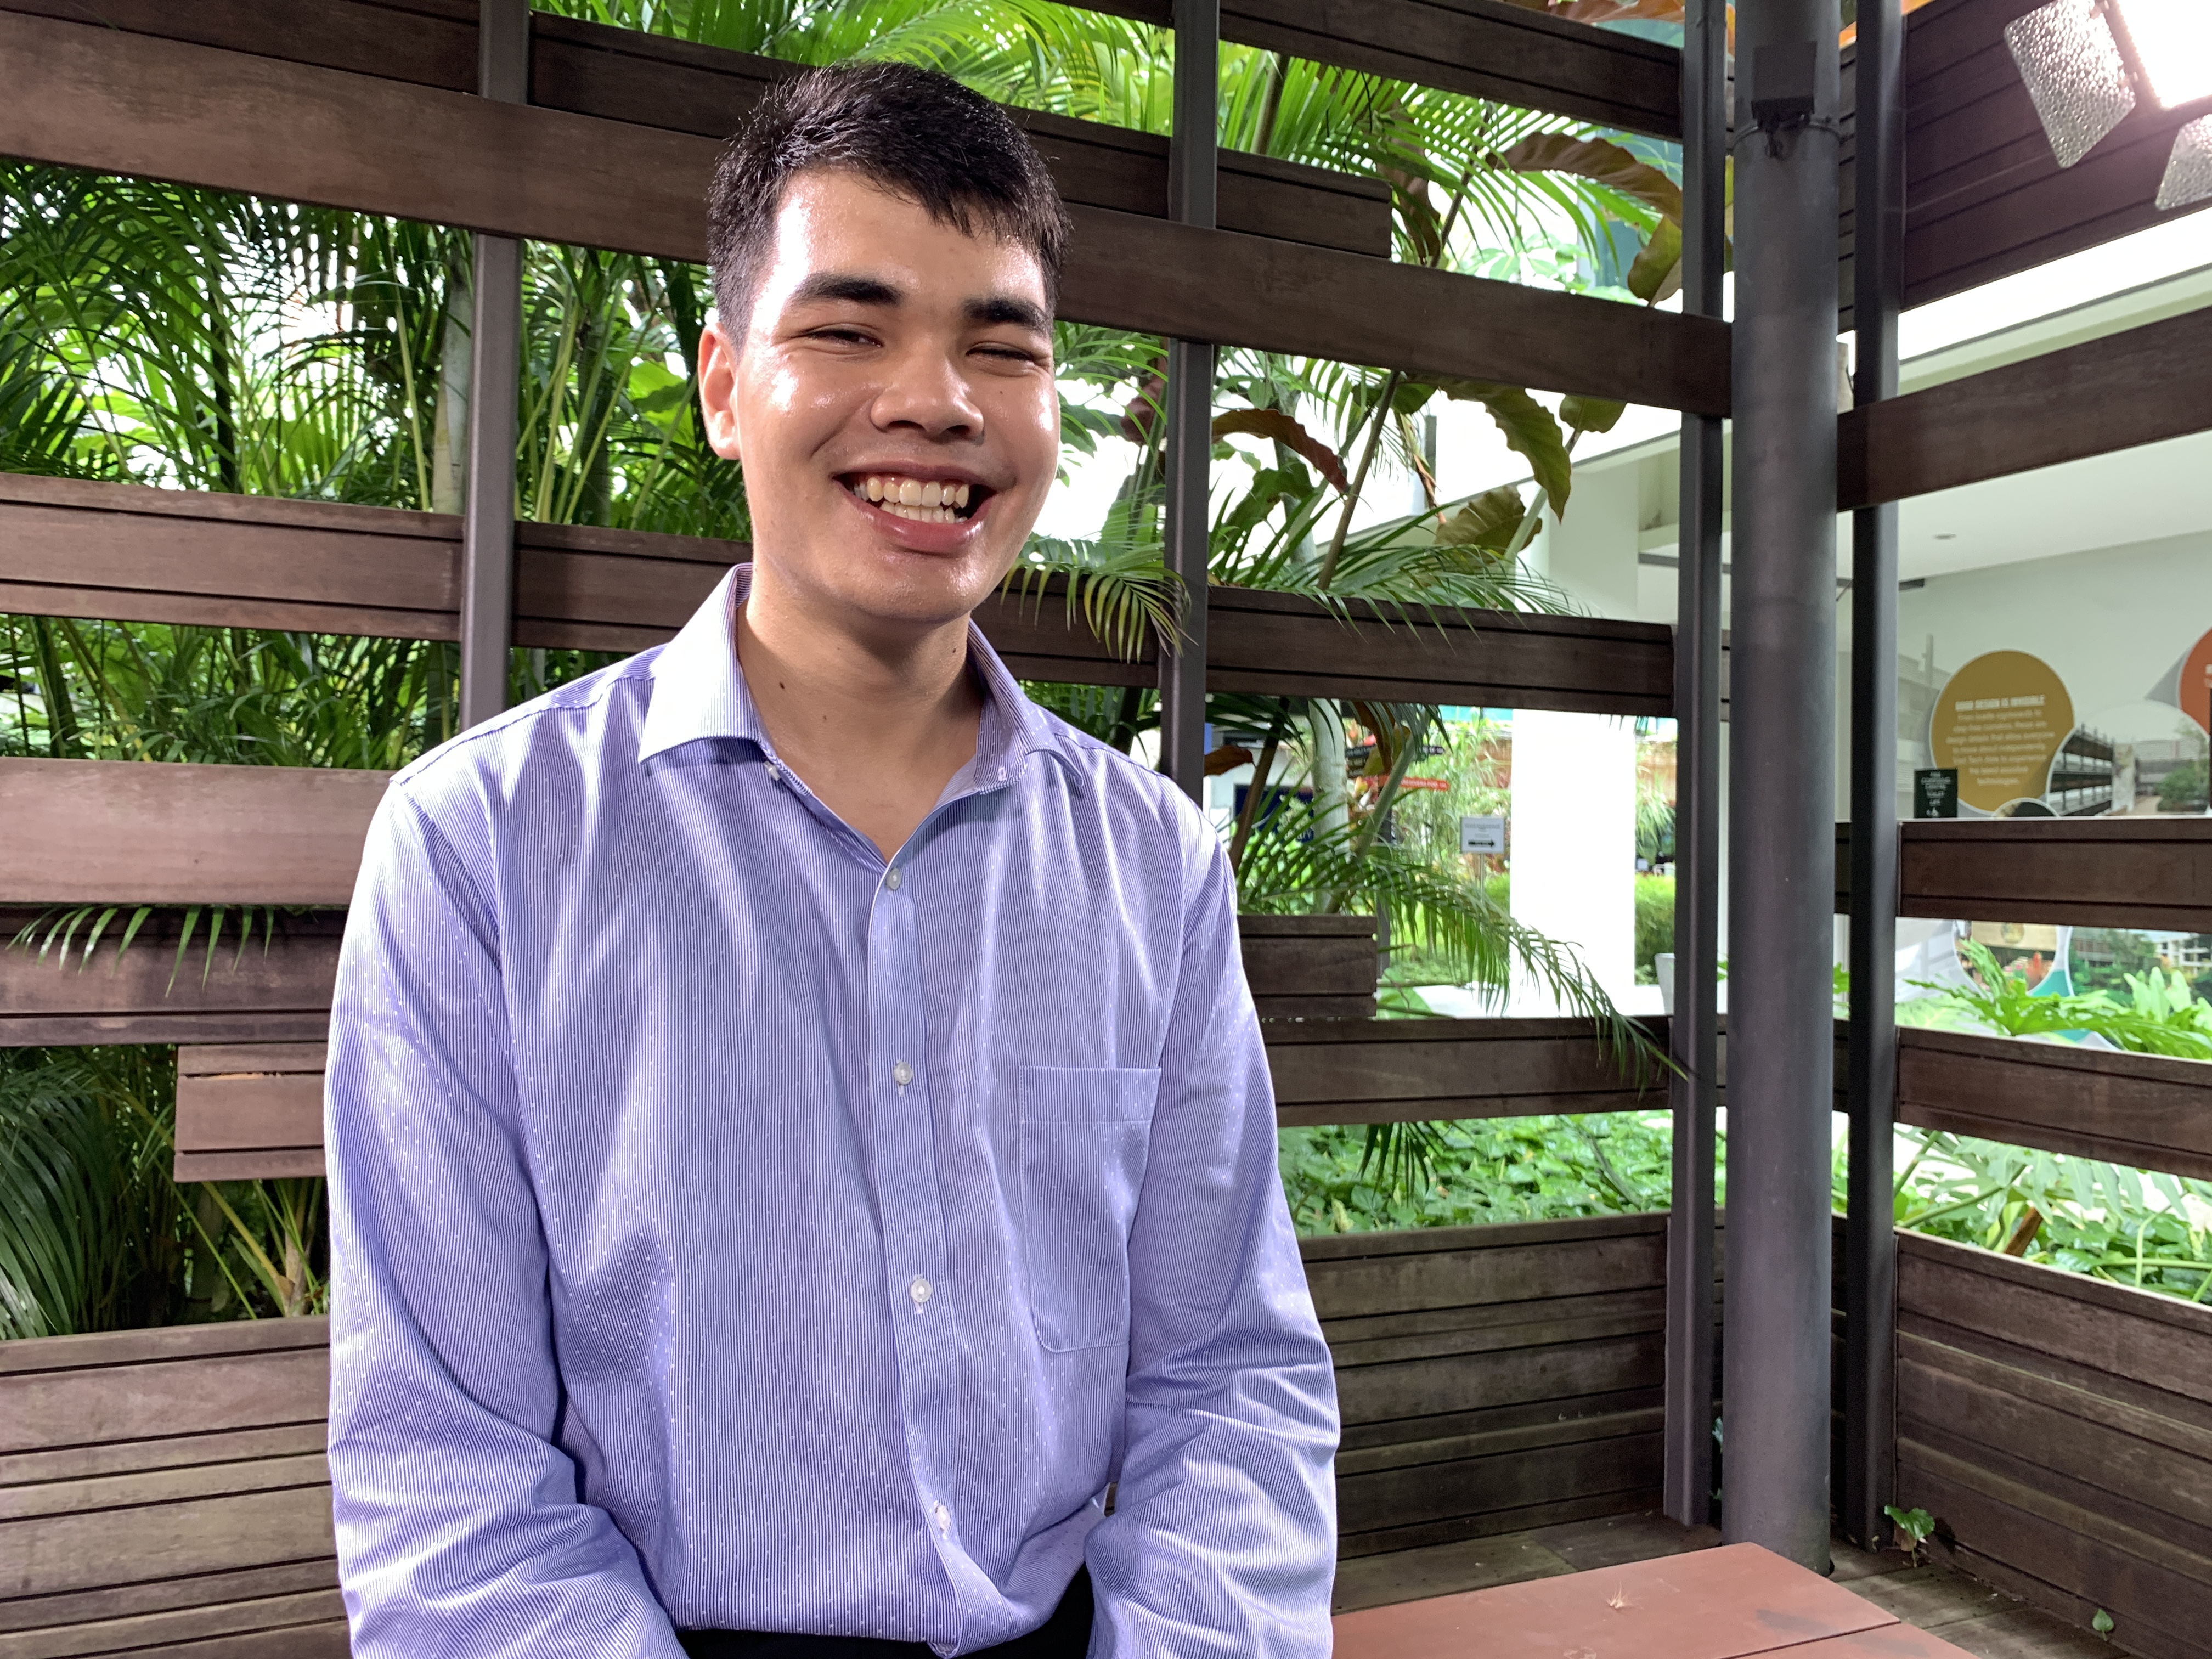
[706,63,1072,332]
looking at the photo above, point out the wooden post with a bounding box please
[459,0,528,730]
[1663,0,1728,1532]
[1158,0,1218,800]
[1844,0,1905,1552]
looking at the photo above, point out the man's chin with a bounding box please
[778,545,1017,639]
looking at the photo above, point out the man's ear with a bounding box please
[697,318,744,462]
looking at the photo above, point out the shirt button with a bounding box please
[892,1060,914,1087]
[933,1501,951,1533]
[885,867,902,891]
[909,1275,934,1307]
[764,761,782,783]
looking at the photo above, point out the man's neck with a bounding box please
[734,564,985,862]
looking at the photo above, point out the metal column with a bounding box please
[1844,0,1905,1552]
[1723,0,1842,1570]
[1158,0,1217,801]
[458,0,528,730]
[1663,0,1728,1531]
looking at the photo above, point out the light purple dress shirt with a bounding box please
[324,566,1339,1656]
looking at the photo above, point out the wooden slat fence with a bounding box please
[0,473,1675,709]
[1308,1214,1687,1557]
[1897,1231,2212,1659]
[0,7,1730,414]
[0,1319,346,1658]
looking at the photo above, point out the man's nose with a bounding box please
[870,348,984,439]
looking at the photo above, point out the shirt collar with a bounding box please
[639,565,1080,791]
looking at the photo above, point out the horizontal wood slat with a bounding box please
[1896,1232,2212,1659]
[1834,818,2212,930]
[0,906,343,1049]
[1306,1214,1681,1556]
[1218,0,1680,139]
[0,9,1730,413]
[1901,819,2212,931]
[1266,1018,1665,1126]
[0,474,1677,710]
[1897,0,2212,309]
[0,1320,345,1655]
[0,760,390,907]
[0,0,1677,155]
[1838,307,2212,510]
[1240,915,1379,1020]
[1898,1027,2212,1182]
[527,11,1392,259]
[175,1045,330,1184]
[1203,587,1675,717]
[0,0,1387,258]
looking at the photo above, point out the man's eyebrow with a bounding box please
[789,273,904,307]
[965,294,1050,331]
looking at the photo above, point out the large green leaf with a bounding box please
[1626,215,1684,304]
[1559,393,1627,436]
[1434,486,1527,552]
[1497,133,1684,222]
[1434,379,1572,517]
[1211,407,1351,493]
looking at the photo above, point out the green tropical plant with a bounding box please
[1904,939,2212,1060]
[1883,1504,1935,1565]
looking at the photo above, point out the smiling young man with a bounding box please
[324,63,1338,1659]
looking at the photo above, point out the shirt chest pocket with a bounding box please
[1020,1064,1161,1352]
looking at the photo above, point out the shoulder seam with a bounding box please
[391,656,656,787]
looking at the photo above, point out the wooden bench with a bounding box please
[1334,1541,1974,1658]
[0,1319,347,1657]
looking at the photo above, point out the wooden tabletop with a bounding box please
[1333,1542,1976,1659]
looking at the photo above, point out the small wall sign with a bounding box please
[1914,768,1959,819]
[1459,814,1506,854]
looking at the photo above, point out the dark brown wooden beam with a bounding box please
[0,9,1730,413]
[0,760,390,907]
[1898,1026,2212,1182]
[175,1042,329,1182]
[1838,306,2212,509]
[1898,819,2212,932]
[1265,1017,1666,1126]
[0,0,1389,259]
[0,907,341,1050]
[0,475,1675,710]
[1219,0,1680,139]
[1836,817,2212,931]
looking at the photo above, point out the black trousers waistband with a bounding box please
[676,1567,1092,1658]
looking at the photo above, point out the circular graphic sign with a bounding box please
[1929,651,2074,814]
[2182,627,2212,738]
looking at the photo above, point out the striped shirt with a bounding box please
[324,566,1339,1656]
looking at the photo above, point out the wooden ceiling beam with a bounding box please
[1838,305,2212,509]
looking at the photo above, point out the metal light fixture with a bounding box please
[2005,0,2212,208]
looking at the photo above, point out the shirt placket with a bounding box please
[865,851,997,1649]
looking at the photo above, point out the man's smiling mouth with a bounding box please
[845,473,988,524]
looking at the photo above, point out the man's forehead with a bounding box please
[761,171,1048,310]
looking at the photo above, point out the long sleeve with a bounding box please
[1084,827,1341,1656]
[324,786,686,1658]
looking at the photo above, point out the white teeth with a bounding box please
[851,475,976,522]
